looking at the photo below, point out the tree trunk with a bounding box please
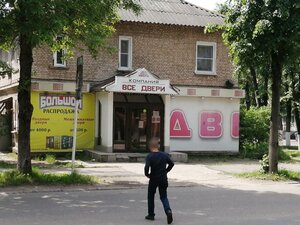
[17,35,33,174]
[250,66,262,107]
[285,99,292,146]
[285,73,292,146]
[292,73,300,150]
[268,54,282,173]
[262,75,269,106]
[245,80,251,110]
[294,106,300,150]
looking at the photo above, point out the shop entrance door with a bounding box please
[113,94,164,152]
[129,107,148,151]
[128,106,164,152]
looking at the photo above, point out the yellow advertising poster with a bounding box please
[30,91,95,152]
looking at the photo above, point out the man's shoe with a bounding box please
[166,210,173,224]
[145,215,155,221]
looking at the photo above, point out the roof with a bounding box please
[119,0,224,27]
[91,68,179,95]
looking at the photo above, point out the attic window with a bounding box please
[118,36,132,71]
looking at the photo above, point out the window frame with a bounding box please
[118,36,132,71]
[195,41,217,75]
[53,48,66,68]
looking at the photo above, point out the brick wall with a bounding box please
[32,22,233,87]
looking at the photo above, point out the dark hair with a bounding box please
[148,137,159,149]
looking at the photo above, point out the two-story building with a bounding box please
[0,0,244,153]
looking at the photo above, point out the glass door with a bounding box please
[150,108,164,150]
[113,107,126,151]
[129,108,148,151]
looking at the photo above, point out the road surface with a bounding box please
[1,186,300,225]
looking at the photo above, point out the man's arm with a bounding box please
[166,155,174,173]
[144,156,151,178]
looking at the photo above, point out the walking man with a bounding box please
[144,138,174,224]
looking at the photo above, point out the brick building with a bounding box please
[0,0,244,153]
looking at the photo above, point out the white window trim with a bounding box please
[53,49,66,68]
[118,36,132,71]
[195,41,217,75]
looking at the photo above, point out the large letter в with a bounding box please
[170,110,192,138]
[199,111,223,138]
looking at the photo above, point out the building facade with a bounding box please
[0,0,244,153]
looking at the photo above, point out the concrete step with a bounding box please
[86,150,188,163]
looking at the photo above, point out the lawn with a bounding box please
[0,168,99,187]
[235,170,300,181]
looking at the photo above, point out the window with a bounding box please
[119,36,132,70]
[53,48,66,67]
[53,36,66,67]
[196,41,216,75]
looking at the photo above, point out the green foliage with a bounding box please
[240,107,271,158]
[278,148,292,161]
[0,0,142,55]
[0,161,16,169]
[0,60,16,77]
[284,150,300,159]
[235,170,300,181]
[259,154,269,173]
[45,154,56,164]
[0,168,98,187]
[241,142,269,159]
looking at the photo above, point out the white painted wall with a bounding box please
[162,95,171,152]
[96,91,114,152]
[170,96,240,152]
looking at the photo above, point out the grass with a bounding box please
[0,161,16,169]
[235,170,300,181]
[31,153,85,169]
[284,150,300,159]
[0,168,99,187]
[45,154,56,164]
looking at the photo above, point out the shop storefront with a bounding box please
[93,68,244,153]
[93,68,178,153]
[29,81,95,152]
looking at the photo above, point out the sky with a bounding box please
[186,0,226,11]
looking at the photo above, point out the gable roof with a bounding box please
[119,0,224,27]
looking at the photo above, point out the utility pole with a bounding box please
[71,56,83,173]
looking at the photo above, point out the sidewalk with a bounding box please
[1,153,300,195]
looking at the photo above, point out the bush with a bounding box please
[259,154,269,173]
[241,142,268,159]
[45,154,56,164]
[240,106,271,159]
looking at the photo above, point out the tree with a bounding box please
[0,0,141,174]
[219,0,299,172]
[216,1,270,109]
[0,60,15,77]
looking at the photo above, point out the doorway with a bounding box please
[113,94,164,152]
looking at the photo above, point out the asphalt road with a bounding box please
[1,186,300,225]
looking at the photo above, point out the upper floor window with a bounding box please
[53,48,66,67]
[119,36,132,71]
[53,36,66,68]
[195,41,216,75]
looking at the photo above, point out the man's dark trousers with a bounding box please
[148,178,171,217]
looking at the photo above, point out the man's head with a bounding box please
[148,137,160,152]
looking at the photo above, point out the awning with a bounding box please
[91,68,178,95]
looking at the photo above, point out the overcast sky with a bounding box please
[186,0,226,10]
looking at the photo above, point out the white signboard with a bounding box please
[106,68,177,95]
[170,96,241,152]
